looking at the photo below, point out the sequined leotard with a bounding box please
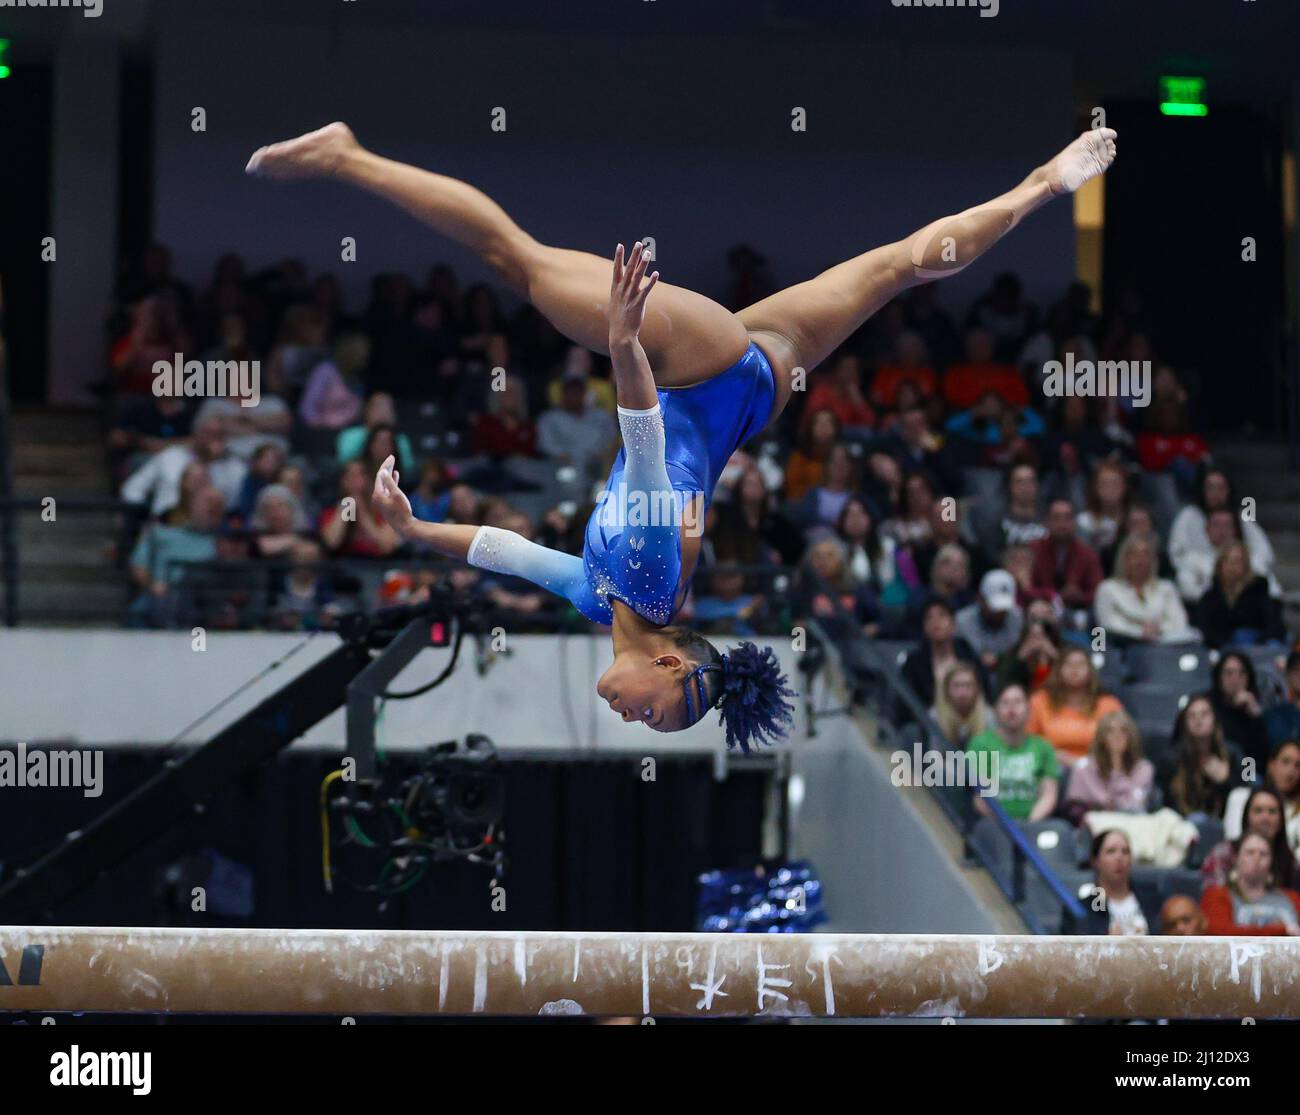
[466,342,776,626]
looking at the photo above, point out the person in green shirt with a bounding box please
[967,682,1060,821]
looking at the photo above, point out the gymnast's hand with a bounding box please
[607,241,659,347]
[372,454,414,537]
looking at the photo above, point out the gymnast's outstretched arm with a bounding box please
[371,457,592,606]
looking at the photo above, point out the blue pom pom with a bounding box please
[717,642,797,754]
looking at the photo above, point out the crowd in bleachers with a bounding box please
[103,242,1300,935]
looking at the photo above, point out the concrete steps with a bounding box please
[3,406,124,626]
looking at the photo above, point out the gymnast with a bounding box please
[245,123,1117,751]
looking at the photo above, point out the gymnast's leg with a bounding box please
[738,129,1118,382]
[246,123,750,386]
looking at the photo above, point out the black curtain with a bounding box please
[0,750,770,931]
[1102,101,1286,433]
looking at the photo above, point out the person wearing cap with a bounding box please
[956,568,1024,673]
[537,364,618,480]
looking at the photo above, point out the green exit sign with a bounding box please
[1160,75,1207,117]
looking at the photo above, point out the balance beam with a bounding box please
[1,926,1297,1018]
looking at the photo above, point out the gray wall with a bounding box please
[792,715,1006,934]
[152,10,1076,312]
[1,627,1006,934]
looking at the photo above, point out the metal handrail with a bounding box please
[803,588,1086,933]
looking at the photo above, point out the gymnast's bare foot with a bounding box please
[1044,128,1118,196]
[245,121,358,181]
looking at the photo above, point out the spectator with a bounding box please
[1201,787,1296,890]
[1026,645,1123,766]
[932,661,989,747]
[878,405,957,493]
[1223,739,1300,850]
[784,409,839,501]
[1099,502,1172,580]
[1195,540,1285,649]
[802,350,876,435]
[1161,695,1246,821]
[1002,543,1049,606]
[409,458,453,524]
[318,460,401,558]
[1208,651,1270,768]
[692,565,765,636]
[1201,833,1300,936]
[1159,894,1208,936]
[1076,460,1132,555]
[941,328,1030,409]
[109,393,194,475]
[163,461,213,527]
[470,374,538,459]
[908,494,977,590]
[995,605,1061,695]
[192,369,294,463]
[235,443,289,521]
[1062,710,1155,822]
[120,414,247,517]
[797,536,883,635]
[1094,535,1196,644]
[127,485,226,627]
[337,393,417,475]
[1136,366,1212,477]
[298,333,368,429]
[1030,498,1104,611]
[266,304,328,399]
[900,599,983,709]
[1042,396,1120,486]
[537,366,617,479]
[545,346,616,412]
[967,461,1047,565]
[361,425,404,478]
[902,282,961,368]
[1264,653,1300,748]
[882,471,937,550]
[249,483,309,559]
[790,443,859,531]
[111,294,192,396]
[966,272,1037,362]
[956,569,1024,673]
[1176,507,1241,603]
[1070,830,1151,935]
[1169,466,1278,599]
[924,543,974,614]
[943,392,1044,466]
[870,331,937,409]
[269,540,336,630]
[966,682,1059,822]
[835,496,900,600]
[710,465,803,569]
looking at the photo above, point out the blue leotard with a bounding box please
[467,342,776,625]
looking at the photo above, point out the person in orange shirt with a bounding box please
[802,351,876,434]
[1026,645,1123,766]
[784,408,839,501]
[1201,832,1300,936]
[870,331,938,410]
[941,327,1030,409]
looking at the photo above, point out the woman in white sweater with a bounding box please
[1095,535,1198,643]
[1168,467,1278,601]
